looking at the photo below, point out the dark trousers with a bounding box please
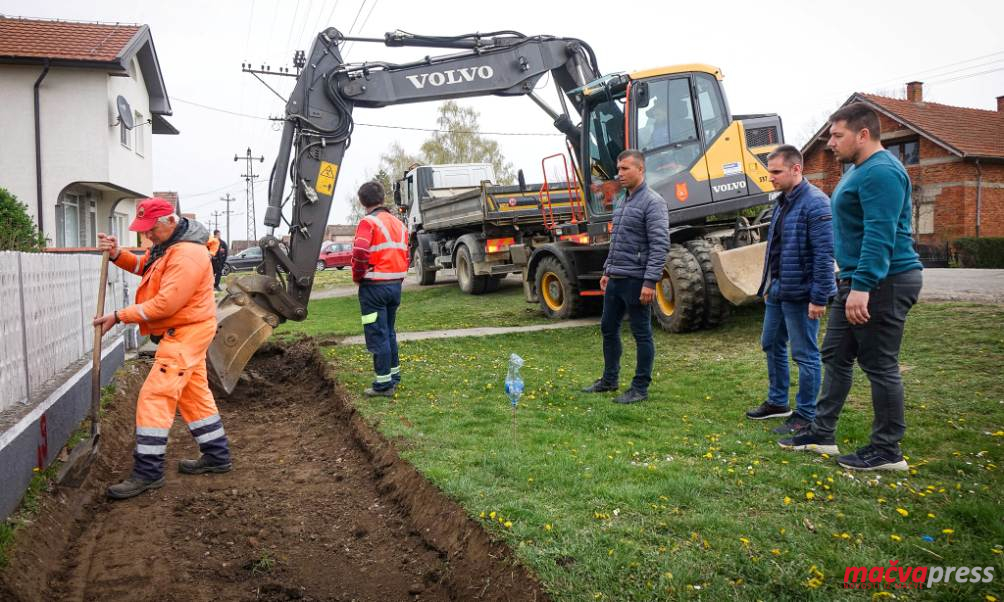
[600,277,654,394]
[810,270,922,456]
[358,282,402,391]
[212,260,224,288]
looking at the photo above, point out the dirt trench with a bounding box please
[1,341,546,602]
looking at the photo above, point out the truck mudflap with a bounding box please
[710,242,766,305]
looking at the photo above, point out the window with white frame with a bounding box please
[134,111,144,156]
[55,192,97,247]
[120,119,131,149]
[112,211,129,242]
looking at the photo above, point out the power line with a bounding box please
[174,97,272,120]
[343,0,378,59]
[864,49,1004,89]
[926,66,1004,86]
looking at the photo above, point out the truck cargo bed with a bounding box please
[421,183,583,232]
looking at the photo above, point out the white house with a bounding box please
[0,16,177,248]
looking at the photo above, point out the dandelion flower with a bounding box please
[942,528,954,535]
[890,534,902,541]
[896,508,909,517]
[783,496,792,505]
[544,524,552,531]
[504,521,512,529]
[805,491,815,500]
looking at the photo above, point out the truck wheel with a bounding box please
[413,247,436,285]
[684,239,731,328]
[535,256,583,319]
[456,245,487,294]
[483,276,503,293]
[653,244,705,333]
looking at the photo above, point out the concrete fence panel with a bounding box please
[0,252,28,412]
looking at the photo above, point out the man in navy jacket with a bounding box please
[746,145,835,433]
[582,150,670,404]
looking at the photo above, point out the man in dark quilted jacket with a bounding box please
[582,150,669,404]
[746,145,835,433]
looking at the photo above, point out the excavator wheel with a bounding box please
[652,244,706,333]
[535,256,583,319]
[684,239,731,329]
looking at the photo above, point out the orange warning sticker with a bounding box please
[316,161,338,196]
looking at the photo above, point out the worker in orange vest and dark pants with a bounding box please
[94,198,233,500]
[351,181,409,397]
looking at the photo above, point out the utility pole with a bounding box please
[220,193,236,246]
[210,210,222,233]
[234,148,265,243]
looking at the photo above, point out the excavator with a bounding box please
[207,27,782,394]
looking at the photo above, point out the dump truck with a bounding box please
[207,27,779,394]
[397,162,585,294]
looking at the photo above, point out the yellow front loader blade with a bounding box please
[711,242,766,306]
[207,281,280,395]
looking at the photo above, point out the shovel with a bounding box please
[57,250,110,487]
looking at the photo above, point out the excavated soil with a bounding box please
[1,341,545,601]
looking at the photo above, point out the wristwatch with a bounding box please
[113,310,120,324]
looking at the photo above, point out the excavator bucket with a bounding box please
[207,290,279,395]
[711,242,766,306]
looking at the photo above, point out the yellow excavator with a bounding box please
[208,28,778,394]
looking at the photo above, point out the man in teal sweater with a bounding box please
[779,102,923,471]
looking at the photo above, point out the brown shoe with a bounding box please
[106,477,165,500]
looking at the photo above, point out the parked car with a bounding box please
[222,246,263,275]
[317,241,351,271]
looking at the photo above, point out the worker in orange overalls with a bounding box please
[351,181,409,397]
[94,197,233,500]
[206,229,225,290]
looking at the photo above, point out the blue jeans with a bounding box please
[358,282,402,391]
[762,280,821,420]
[600,277,654,394]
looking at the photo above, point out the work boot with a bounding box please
[581,379,618,393]
[364,386,395,397]
[106,476,165,500]
[613,388,647,404]
[178,455,233,475]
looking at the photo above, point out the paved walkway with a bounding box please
[919,268,1004,304]
[337,318,599,345]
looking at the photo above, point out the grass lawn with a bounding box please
[277,279,551,338]
[311,268,354,289]
[314,285,1003,601]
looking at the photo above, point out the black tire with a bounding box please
[413,247,436,285]
[455,245,487,295]
[221,263,233,276]
[535,256,584,319]
[315,260,326,272]
[684,239,731,329]
[336,266,345,270]
[652,244,706,333]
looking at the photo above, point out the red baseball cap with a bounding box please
[129,197,176,231]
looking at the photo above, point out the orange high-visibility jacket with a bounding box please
[353,210,409,281]
[115,228,216,338]
[207,236,221,257]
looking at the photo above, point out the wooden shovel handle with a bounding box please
[90,250,110,435]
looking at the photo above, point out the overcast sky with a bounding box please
[3,0,1003,237]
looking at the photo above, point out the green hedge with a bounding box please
[0,187,47,252]
[950,237,1004,268]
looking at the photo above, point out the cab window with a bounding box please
[694,73,727,142]
[636,77,701,189]
[585,96,625,215]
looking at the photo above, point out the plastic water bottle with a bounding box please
[504,353,524,407]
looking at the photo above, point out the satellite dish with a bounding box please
[116,95,134,129]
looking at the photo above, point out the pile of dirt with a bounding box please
[1,341,546,601]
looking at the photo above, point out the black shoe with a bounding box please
[106,476,166,500]
[178,455,233,475]
[613,388,647,404]
[582,379,618,393]
[771,414,813,435]
[778,431,839,456]
[364,386,395,397]
[746,402,793,420]
[837,446,909,472]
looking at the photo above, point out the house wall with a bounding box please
[803,112,1004,243]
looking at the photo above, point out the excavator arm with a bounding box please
[208,27,600,393]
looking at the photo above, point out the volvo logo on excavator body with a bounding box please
[712,181,747,194]
[405,66,495,89]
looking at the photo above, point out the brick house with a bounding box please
[801,83,1004,252]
